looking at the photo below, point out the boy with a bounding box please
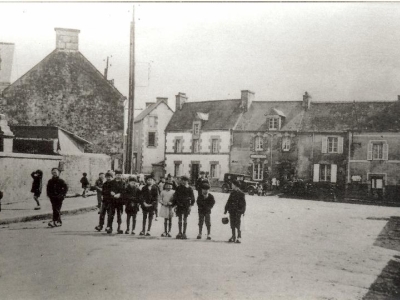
[80,173,90,198]
[47,168,68,227]
[95,172,113,232]
[94,173,105,209]
[173,175,195,239]
[105,170,125,234]
[124,177,141,234]
[224,179,246,243]
[159,180,175,237]
[196,183,215,240]
[140,175,159,236]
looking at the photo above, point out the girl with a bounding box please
[158,181,175,237]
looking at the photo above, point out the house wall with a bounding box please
[166,131,230,153]
[58,130,84,154]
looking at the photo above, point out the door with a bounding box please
[191,164,200,184]
[370,175,384,199]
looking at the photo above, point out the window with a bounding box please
[282,137,290,151]
[268,117,279,130]
[148,132,155,147]
[210,164,217,178]
[175,139,182,153]
[253,163,263,180]
[328,137,338,153]
[255,136,263,151]
[192,139,199,153]
[368,141,388,161]
[373,143,383,160]
[320,164,331,182]
[174,163,181,177]
[148,116,156,128]
[211,139,219,153]
[193,123,200,135]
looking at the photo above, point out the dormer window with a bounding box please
[194,123,200,135]
[255,136,263,151]
[268,117,280,130]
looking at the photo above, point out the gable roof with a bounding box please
[166,99,242,131]
[134,99,173,123]
[235,101,304,132]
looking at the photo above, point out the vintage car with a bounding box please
[221,173,258,195]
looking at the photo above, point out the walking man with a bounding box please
[94,173,105,209]
[140,175,159,236]
[196,183,215,240]
[173,175,195,239]
[224,179,246,243]
[105,170,125,234]
[95,172,113,232]
[124,177,141,234]
[47,168,68,227]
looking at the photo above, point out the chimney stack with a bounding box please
[55,28,80,51]
[0,42,15,93]
[397,95,400,101]
[303,91,311,110]
[146,102,154,108]
[156,97,168,104]
[241,90,255,112]
[175,92,187,110]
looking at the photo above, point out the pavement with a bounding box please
[0,192,98,225]
[1,193,400,299]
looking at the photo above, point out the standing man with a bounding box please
[140,175,159,236]
[105,170,125,234]
[224,179,246,243]
[47,168,68,227]
[95,172,113,232]
[173,175,195,239]
[196,171,209,194]
[196,183,215,240]
[94,172,105,209]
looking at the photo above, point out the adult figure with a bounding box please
[94,173,105,209]
[173,175,195,239]
[95,172,113,232]
[47,168,68,227]
[31,169,43,210]
[224,179,246,243]
[196,183,215,240]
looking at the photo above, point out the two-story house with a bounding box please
[132,97,173,177]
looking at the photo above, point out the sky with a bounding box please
[2,2,400,114]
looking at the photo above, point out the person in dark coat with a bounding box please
[105,170,125,234]
[95,172,113,232]
[47,168,68,227]
[124,177,141,235]
[196,171,209,193]
[224,179,246,243]
[139,175,159,236]
[173,175,195,239]
[0,190,3,212]
[31,169,43,210]
[94,173,105,209]
[167,173,178,190]
[80,172,90,198]
[196,183,215,240]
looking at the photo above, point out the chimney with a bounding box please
[241,90,255,112]
[175,92,187,110]
[156,97,168,104]
[55,28,80,51]
[303,91,311,110]
[398,95,400,101]
[0,42,15,93]
[146,102,155,108]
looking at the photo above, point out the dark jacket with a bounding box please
[173,185,195,208]
[94,178,104,192]
[124,185,141,213]
[224,189,246,215]
[31,172,43,193]
[197,193,215,214]
[196,177,210,191]
[110,179,125,204]
[47,177,68,200]
[80,176,90,188]
[102,180,113,202]
[140,184,159,211]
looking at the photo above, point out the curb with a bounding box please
[0,205,98,226]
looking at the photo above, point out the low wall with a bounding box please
[0,152,111,203]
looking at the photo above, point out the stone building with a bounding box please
[0,42,14,93]
[132,97,173,178]
[0,28,125,165]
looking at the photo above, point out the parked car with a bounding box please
[221,173,258,195]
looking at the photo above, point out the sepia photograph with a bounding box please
[1,2,400,299]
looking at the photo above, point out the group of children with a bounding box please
[93,170,246,243]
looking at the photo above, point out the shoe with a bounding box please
[131,231,135,235]
[161,232,167,237]
[98,211,100,214]
[197,234,201,239]
[55,221,62,227]
[117,229,123,234]
[228,237,236,243]
[235,238,241,244]
[125,230,129,234]
[182,233,187,240]
[146,232,151,236]
[207,235,211,240]
[176,233,182,239]
[95,225,102,232]
[155,218,158,221]
[167,233,172,237]
[106,227,112,234]
[139,231,145,236]
[34,206,41,210]
[48,221,55,228]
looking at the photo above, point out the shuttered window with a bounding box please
[253,163,263,180]
[314,164,337,183]
[368,141,388,160]
[282,137,291,151]
[148,132,155,147]
[255,136,263,151]
[322,136,343,154]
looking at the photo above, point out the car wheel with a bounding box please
[222,184,229,193]
[248,187,255,195]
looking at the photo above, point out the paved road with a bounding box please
[1,193,399,300]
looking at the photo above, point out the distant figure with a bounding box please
[167,173,178,190]
[159,180,175,237]
[80,173,90,198]
[47,168,68,227]
[158,177,166,192]
[271,177,277,191]
[94,173,105,209]
[31,170,43,210]
[196,171,210,194]
[0,189,3,212]
[224,179,246,244]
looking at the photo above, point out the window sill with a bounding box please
[147,146,157,148]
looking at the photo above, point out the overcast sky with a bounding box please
[2,2,400,112]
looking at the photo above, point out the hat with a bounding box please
[105,172,113,178]
[180,175,190,181]
[222,217,229,225]
[146,175,154,181]
[231,179,241,187]
[200,171,205,175]
[115,170,122,175]
[128,176,137,182]
[201,183,210,190]
[164,180,173,187]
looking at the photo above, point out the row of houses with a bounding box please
[132,90,400,200]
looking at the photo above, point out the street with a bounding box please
[1,192,400,300]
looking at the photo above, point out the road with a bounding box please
[1,193,399,300]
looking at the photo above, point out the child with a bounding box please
[140,175,159,236]
[159,181,175,237]
[80,173,90,198]
[124,177,141,234]
[224,179,246,244]
[257,183,263,196]
[173,175,195,239]
[31,170,43,210]
[105,170,125,234]
[95,172,113,232]
[196,183,215,240]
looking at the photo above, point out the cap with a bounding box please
[105,172,113,178]
[201,183,210,190]
[128,176,137,182]
[181,175,190,181]
[164,180,173,187]
[199,171,205,175]
[146,175,154,180]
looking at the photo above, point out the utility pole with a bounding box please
[125,6,135,174]
[104,56,110,80]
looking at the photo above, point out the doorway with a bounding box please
[191,163,200,184]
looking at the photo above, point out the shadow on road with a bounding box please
[363,216,400,299]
